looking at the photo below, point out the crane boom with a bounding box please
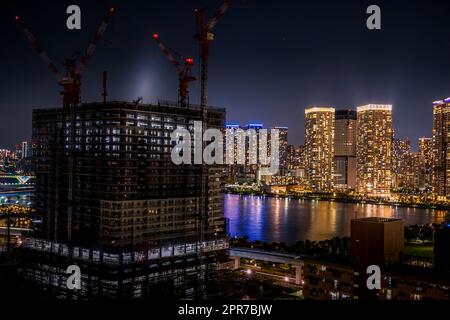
[195,0,232,109]
[152,34,182,73]
[152,33,195,108]
[15,16,62,81]
[77,7,116,75]
[206,0,232,32]
[16,8,115,108]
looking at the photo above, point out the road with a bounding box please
[241,263,300,288]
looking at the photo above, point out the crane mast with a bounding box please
[194,0,232,240]
[193,1,232,297]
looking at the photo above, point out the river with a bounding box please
[224,194,448,244]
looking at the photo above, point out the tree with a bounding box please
[330,238,338,255]
[343,237,351,256]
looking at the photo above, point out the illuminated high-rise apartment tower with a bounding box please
[224,123,273,181]
[432,99,450,197]
[21,141,31,159]
[356,104,393,197]
[333,109,357,189]
[273,127,288,175]
[391,138,411,189]
[418,137,432,190]
[304,107,335,192]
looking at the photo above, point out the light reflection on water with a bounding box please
[224,194,448,244]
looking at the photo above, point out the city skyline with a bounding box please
[0,101,440,152]
[2,0,450,149]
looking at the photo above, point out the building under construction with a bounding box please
[22,100,229,299]
[13,1,233,298]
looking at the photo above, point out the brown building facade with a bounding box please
[350,217,404,269]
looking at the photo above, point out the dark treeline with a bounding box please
[230,224,438,256]
[404,224,437,242]
[230,236,351,257]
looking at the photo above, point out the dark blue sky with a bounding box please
[1,0,450,149]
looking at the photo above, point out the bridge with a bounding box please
[0,175,35,206]
[0,227,31,236]
[0,189,33,206]
[0,175,35,185]
[228,247,306,285]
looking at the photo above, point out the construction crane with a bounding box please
[152,33,196,108]
[15,8,115,244]
[193,0,231,297]
[15,7,115,109]
[194,0,232,238]
[194,0,232,109]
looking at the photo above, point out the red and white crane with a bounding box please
[152,33,196,108]
[15,7,115,108]
[15,7,115,243]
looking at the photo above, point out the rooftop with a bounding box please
[305,106,335,114]
[357,104,392,112]
[32,100,226,114]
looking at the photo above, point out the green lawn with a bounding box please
[404,244,433,259]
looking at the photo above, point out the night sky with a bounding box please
[2,0,450,149]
